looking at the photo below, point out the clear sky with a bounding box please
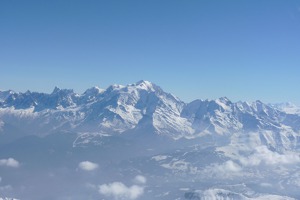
[1,0,300,104]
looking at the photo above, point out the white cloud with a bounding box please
[151,155,168,161]
[239,146,300,166]
[0,158,20,168]
[203,160,242,178]
[99,182,144,200]
[78,161,98,171]
[213,160,242,173]
[133,175,147,184]
[223,160,242,172]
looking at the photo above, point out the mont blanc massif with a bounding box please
[0,81,300,200]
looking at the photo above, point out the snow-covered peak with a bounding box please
[249,100,277,115]
[105,84,125,93]
[134,80,155,90]
[80,86,105,103]
[216,96,230,102]
[125,80,160,93]
[269,102,300,115]
[83,86,104,96]
[215,97,232,110]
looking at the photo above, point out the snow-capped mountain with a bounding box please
[1,81,300,200]
[0,81,299,145]
[0,81,191,137]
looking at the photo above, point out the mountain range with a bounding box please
[0,80,300,150]
[1,81,300,199]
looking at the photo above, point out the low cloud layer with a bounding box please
[0,158,20,168]
[78,161,99,171]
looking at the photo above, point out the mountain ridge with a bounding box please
[0,80,300,150]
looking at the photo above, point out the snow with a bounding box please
[73,132,110,147]
[215,97,231,110]
[134,80,155,91]
[269,102,300,115]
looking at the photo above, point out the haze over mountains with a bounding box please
[0,81,300,199]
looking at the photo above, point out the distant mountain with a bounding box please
[269,102,300,115]
[0,81,300,150]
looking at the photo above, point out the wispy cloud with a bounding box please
[0,158,20,168]
[78,161,99,171]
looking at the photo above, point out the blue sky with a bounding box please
[1,0,300,104]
